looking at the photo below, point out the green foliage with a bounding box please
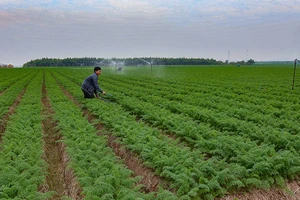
[0,71,51,199]
[155,187,178,200]
[51,66,300,199]
[23,57,225,67]
[2,66,299,199]
[44,72,152,199]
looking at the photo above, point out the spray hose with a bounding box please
[97,93,117,103]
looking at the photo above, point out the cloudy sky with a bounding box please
[1,0,300,66]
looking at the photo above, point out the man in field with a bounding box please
[81,66,106,98]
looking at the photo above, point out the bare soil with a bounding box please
[40,76,83,199]
[91,110,165,192]
[220,180,300,200]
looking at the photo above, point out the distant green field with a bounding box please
[102,64,299,91]
[0,65,299,199]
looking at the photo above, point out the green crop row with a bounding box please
[104,74,300,134]
[0,69,52,199]
[52,70,227,199]
[1,66,299,199]
[104,70,299,113]
[0,71,38,119]
[19,67,299,199]
[44,70,176,199]
[103,79,300,154]
[56,68,300,138]
[49,69,299,200]
[0,68,34,92]
[98,77,300,180]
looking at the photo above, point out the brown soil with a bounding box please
[219,180,300,200]
[40,75,83,199]
[93,114,163,192]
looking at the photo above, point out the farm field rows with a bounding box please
[0,65,299,199]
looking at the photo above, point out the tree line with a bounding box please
[22,57,255,67]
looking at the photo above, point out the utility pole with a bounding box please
[228,50,230,64]
[292,59,297,90]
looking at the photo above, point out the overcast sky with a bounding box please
[1,0,300,66]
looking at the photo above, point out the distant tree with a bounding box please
[246,59,255,65]
[23,57,226,67]
[239,60,245,65]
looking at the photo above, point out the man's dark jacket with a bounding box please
[81,73,103,95]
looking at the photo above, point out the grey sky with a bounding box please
[1,0,300,66]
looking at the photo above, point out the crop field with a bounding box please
[0,65,300,200]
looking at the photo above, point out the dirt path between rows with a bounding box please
[40,75,83,199]
[219,180,300,200]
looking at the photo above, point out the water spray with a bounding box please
[110,60,116,71]
[110,60,125,72]
[138,58,154,72]
[96,59,125,73]
[98,59,109,66]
